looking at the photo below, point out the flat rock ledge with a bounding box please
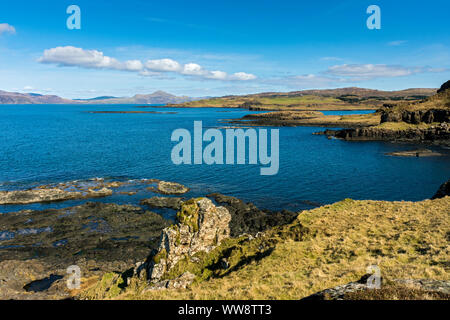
[385,149,443,157]
[147,181,190,195]
[0,187,112,205]
[135,197,231,289]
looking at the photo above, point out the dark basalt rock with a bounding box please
[207,193,298,237]
[432,179,450,199]
[437,80,450,94]
[380,109,450,124]
[330,122,450,145]
[0,202,171,299]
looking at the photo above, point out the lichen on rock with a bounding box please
[138,197,231,284]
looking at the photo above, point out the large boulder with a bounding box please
[147,181,190,195]
[141,198,231,282]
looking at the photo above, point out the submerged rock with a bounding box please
[432,179,450,199]
[385,149,443,157]
[0,186,112,205]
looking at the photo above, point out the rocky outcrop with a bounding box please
[138,198,231,284]
[330,122,450,145]
[140,196,184,210]
[147,181,190,195]
[432,179,450,199]
[437,80,450,94]
[0,187,112,205]
[207,193,298,237]
[380,109,450,124]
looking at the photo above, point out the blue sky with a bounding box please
[0,0,449,98]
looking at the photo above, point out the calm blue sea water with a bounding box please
[0,104,449,214]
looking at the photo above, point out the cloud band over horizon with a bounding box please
[38,46,257,81]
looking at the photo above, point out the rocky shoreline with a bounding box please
[317,122,450,146]
[0,179,302,299]
[79,183,449,300]
[1,177,448,299]
[228,81,450,147]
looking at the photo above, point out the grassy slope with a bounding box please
[83,196,449,300]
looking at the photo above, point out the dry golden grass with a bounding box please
[386,90,450,112]
[169,95,378,111]
[374,122,437,130]
[95,196,450,300]
[239,112,380,127]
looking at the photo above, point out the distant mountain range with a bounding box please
[0,87,438,105]
[0,90,198,105]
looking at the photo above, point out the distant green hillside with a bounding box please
[167,87,437,111]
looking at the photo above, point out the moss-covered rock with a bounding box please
[139,198,232,284]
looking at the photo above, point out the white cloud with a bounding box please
[23,86,34,91]
[207,70,228,80]
[270,63,450,89]
[266,74,350,89]
[38,46,137,71]
[124,60,144,71]
[229,72,257,81]
[387,40,408,46]
[145,58,181,72]
[39,46,256,81]
[325,64,414,79]
[0,23,16,35]
[182,63,206,76]
[320,57,343,61]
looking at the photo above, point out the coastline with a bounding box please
[0,177,449,299]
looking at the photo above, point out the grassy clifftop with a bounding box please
[81,196,449,300]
